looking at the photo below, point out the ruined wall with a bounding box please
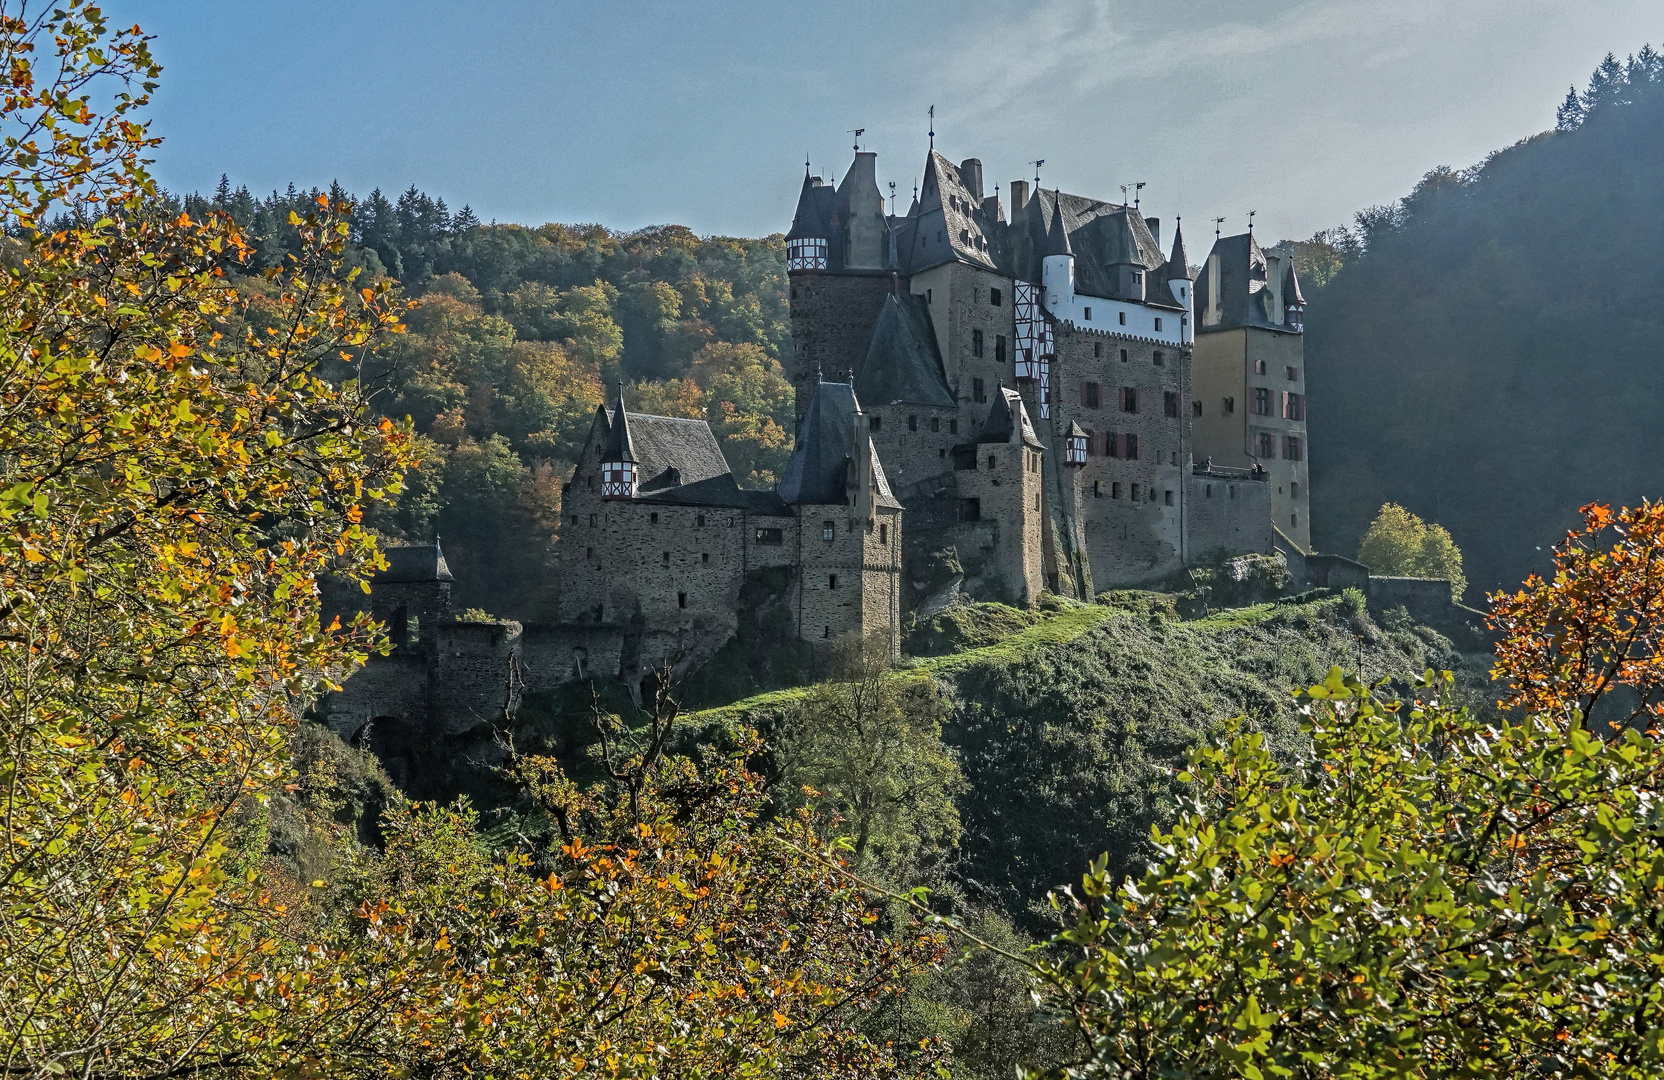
[789,271,893,422]
[1185,467,1274,561]
[429,620,522,735]
[519,623,626,693]
[1368,576,1455,619]
[321,652,430,742]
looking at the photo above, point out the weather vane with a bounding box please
[1214,216,1226,238]
[849,128,865,152]
[928,105,935,150]
[888,180,896,215]
[1134,181,1146,209]
[1248,209,1257,233]
[1030,159,1045,186]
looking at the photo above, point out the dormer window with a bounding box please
[600,460,637,500]
[1132,271,1143,284]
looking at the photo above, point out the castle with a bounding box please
[320,142,1313,744]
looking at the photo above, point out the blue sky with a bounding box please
[120,1,1659,243]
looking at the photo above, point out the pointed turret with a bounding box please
[786,172,833,272]
[1164,219,1192,281]
[599,384,639,500]
[1064,420,1089,467]
[1041,197,1076,315]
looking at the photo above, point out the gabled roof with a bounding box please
[1042,198,1072,257]
[978,387,1044,449]
[854,292,956,409]
[376,543,454,583]
[779,382,899,509]
[904,151,1002,275]
[604,409,733,490]
[1283,260,1306,306]
[1195,232,1305,333]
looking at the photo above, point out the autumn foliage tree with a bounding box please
[1022,501,1664,1078]
[0,8,942,1078]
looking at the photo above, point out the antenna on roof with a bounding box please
[849,128,865,152]
[1214,216,1226,238]
[1134,181,1146,209]
[1030,159,1045,186]
[1248,209,1257,234]
[928,105,935,150]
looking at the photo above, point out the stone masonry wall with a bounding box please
[519,623,626,693]
[789,271,893,422]
[429,620,522,735]
[908,262,1018,425]
[954,442,1044,605]
[321,652,430,742]
[1186,468,1274,561]
[1046,325,1189,586]
[867,403,961,494]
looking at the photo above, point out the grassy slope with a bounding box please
[700,593,1491,927]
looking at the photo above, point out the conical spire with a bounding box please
[1042,196,1072,257]
[601,383,636,464]
[1164,218,1192,281]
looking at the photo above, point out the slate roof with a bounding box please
[977,386,1044,448]
[1194,232,1304,334]
[1163,219,1192,282]
[779,382,900,509]
[786,173,835,243]
[853,293,956,409]
[376,543,454,583]
[599,385,637,464]
[595,406,779,509]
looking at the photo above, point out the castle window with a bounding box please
[879,523,887,545]
[1255,359,1267,374]
[1093,480,1101,498]
[678,592,687,609]
[926,289,933,304]
[1293,511,1299,528]
[589,513,597,527]
[1155,317,1163,332]
[1287,366,1299,381]
[587,475,594,490]
[1153,350,1164,366]
[1126,433,1140,460]
[1164,391,1180,418]
[908,415,918,431]
[594,604,604,622]
[868,415,881,431]
[650,512,659,524]
[990,287,1002,306]
[1112,481,1122,499]
[1253,388,1272,415]
[1132,271,1143,284]
[949,419,958,434]
[1082,381,1101,409]
[1283,392,1305,421]
[930,417,940,433]
[972,378,987,403]
[1257,431,1274,457]
[1118,312,1126,326]
[995,335,1006,363]
[1130,483,1141,501]
[1223,396,1235,414]
[824,625,830,638]
[1284,435,1303,461]
[696,514,705,527]
[958,498,981,522]
[828,574,838,589]
[1103,431,1118,457]
[571,514,578,526]
[939,448,946,458]
[1165,489,1175,506]
[662,551,670,564]
[1035,494,1040,510]
[586,546,594,559]
[1084,306,1092,321]
[1205,484,1212,497]
[1120,387,1138,413]
[822,521,835,541]
[972,329,984,357]
[1230,485,1236,499]
[755,527,784,545]
[988,455,997,471]
[1119,348,1129,363]
[1095,341,1102,358]
[1291,482,1300,499]
[1192,399,1203,417]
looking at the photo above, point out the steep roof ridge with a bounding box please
[854,292,956,409]
[599,383,637,464]
[785,173,835,242]
[978,385,1044,448]
[1163,218,1192,281]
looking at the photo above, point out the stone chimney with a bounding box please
[1009,180,1029,212]
[958,158,983,200]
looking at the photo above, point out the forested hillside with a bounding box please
[1297,45,1664,593]
[160,183,795,615]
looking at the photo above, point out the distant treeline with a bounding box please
[1292,43,1664,594]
